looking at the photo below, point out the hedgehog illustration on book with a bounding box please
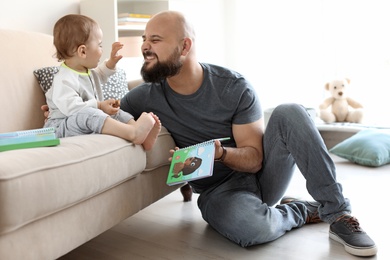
[171,156,203,178]
[166,137,229,186]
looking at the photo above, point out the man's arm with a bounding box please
[215,119,264,173]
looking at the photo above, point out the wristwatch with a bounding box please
[215,145,227,162]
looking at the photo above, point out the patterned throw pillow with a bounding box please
[101,68,129,100]
[33,66,59,93]
[33,66,129,99]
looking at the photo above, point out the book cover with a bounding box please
[0,127,60,152]
[166,138,229,186]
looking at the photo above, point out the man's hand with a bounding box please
[41,104,49,123]
[214,139,225,160]
[168,147,180,162]
[105,42,124,70]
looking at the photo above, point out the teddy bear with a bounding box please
[319,78,364,123]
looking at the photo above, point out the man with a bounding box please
[44,10,377,257]
[120,10,377,257]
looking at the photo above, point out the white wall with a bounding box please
[225,0,326,110]
[225,0,390,126]
[0,0,79,35]
[169,0,227,66]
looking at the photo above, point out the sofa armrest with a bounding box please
[145,127,175,171]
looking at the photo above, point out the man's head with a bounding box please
[140,11,196,83]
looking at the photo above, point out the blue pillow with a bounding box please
[329,129,390,167]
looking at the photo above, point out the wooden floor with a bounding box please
[59,158,388,260]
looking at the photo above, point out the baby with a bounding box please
[44,14,160,150]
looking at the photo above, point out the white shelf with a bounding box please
[118,23,146,32]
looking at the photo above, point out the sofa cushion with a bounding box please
[145,127,175,171]
[0,135,146,235]
[0,29,59,134]
[33,66,129,100]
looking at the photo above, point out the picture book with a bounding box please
[0,127,60,152]
[166,137,230,186]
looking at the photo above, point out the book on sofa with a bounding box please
[166,137,229,186]
[0,127,60,152]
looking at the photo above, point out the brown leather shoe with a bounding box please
[281,196,322,224]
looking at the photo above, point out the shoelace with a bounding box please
[341,216,364,232]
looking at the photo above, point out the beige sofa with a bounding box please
[0,29,181,260]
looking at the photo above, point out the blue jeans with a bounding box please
[197,103,351,247]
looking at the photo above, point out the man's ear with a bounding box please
[77,45,87,58]
[181,37,192,56]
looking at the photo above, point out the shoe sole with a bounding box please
[329,231,378,256]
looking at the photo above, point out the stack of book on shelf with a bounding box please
[117,13,151,26]
[0,127,60,152]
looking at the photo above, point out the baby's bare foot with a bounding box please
[142,113,162,151]
[132,112,155,145]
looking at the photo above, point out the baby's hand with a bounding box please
[112,99,120,108]
[106,42,124,69]
[98,99,120,115]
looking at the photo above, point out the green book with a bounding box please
[0,127,60,152]
[166,137,230,186]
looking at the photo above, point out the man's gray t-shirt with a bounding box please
[121,63,262,191]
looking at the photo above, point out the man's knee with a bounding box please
[274,103,303,116]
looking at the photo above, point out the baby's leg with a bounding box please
[129,112,156,145]
[101,112,155,145]
[141,113,162,151]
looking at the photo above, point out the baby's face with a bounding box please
[84,27,103,69]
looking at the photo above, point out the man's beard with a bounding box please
[141,50,183,83]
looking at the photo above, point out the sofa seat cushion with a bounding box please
[0,134,146,235]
